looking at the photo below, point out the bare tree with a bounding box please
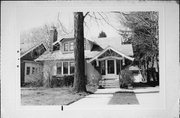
[117,11,159,84]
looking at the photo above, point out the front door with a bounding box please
[103,59,118,79]
[107,60,115,74]
[100,59,120,88]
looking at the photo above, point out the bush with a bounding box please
[63,75,74,87]
[119,68,134,88]
[23,79,43,87]
[51,75,74,87]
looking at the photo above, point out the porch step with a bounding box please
[99,79,119,88]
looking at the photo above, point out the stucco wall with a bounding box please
[24,61,43,83]
[43,61,56,87]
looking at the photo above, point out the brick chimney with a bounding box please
[49,26,58,52]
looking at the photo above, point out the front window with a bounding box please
[63,62,68,74]
[32,67,35,74]
[64,43,68,51]
[100,60,106,75]
[35,68,38,73]
[26,67,30,75]
[57,62,62,75]
[69,42,74,51]
[70,62,75,74]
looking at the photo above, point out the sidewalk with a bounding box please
[64,86,163,110]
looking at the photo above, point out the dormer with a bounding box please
[49,28,93,53]
[60,38,75,53]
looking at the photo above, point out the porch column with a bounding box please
[120,59,121,72]
[105,60,107,75]
[114,59,117,75]
[96,60,99,67]
[68,61,70,75]
[122,57,125,66]
[62,61,64,75]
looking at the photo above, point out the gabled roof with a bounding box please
[52,32,74,45]
[89,37,133,56]
[88,46,134,63]
[20,41,47,58]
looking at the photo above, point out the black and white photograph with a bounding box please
[1,1,179,118]
[20,10,160,106]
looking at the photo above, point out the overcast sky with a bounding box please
[17,7,124,38]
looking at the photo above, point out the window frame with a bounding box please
[56,61,75,76]
[64,43,69,51]
[26,66,30,75]
[32,67,35,74]
[70,62,75,74]
[69,42,74,51]
[63,61,68,75]
[56,62,62,75]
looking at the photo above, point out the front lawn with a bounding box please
[21,85,98,105]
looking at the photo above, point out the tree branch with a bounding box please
[83,12,89,20]
[57,12,68,34]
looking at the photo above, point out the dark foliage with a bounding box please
[118,11,159,85]
[51,75,74,87]
[119,68,134,88]
[22,79,43,87]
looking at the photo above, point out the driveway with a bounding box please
[64,86,164,110]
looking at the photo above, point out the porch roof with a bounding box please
[89,37,134,56]
[88,46,134,63]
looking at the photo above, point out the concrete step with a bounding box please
[100,83,119,88]
[99,78,120,88]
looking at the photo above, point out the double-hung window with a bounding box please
[56,61,74,75]
[57,62,62,75]
[70,62,75,74]
[63,62,68,74]
[26,67,30,75]
[69,42,74,51]
[64,43,68,51]
[32,67,35,74]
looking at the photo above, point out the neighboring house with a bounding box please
[20,41,47,86]
[35,27,134,88]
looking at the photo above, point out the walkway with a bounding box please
[64,86,164,110]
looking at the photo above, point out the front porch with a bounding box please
[88,46,134,88]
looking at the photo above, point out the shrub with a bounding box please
[119,68,134,88]
[63,75,74,87]
[50,76,64,87]
[23,79,43,87]
[50,75,74,87]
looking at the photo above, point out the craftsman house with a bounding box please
[20,41,47,86]
[35,27,135,88]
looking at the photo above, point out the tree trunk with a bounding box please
[151,56,154,68]
[156,55,159,73]
[73,12,87,93]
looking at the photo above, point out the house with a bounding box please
[20,41,47,86]
[35,27,134,88]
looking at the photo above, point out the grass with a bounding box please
[108,91,139,105]
[21,85,98,105]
